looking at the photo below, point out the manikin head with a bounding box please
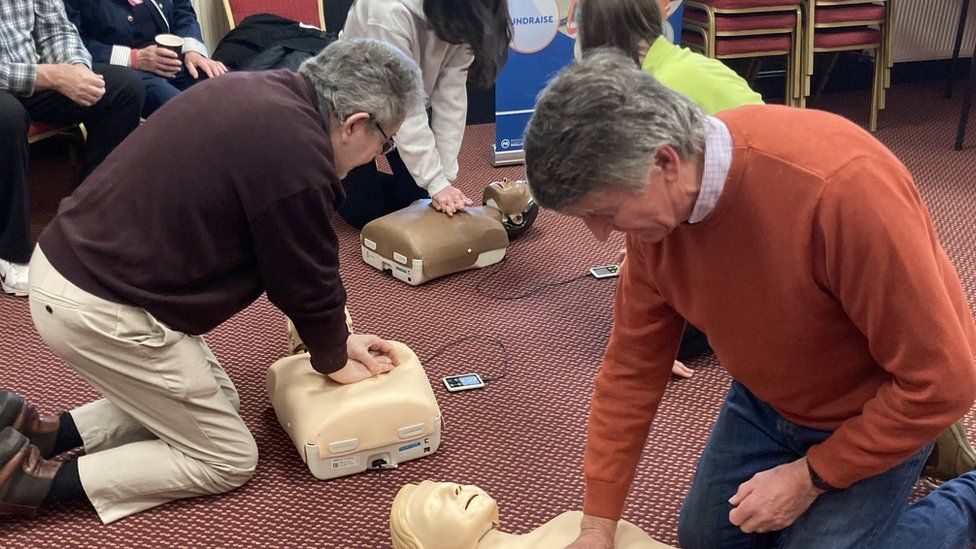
[524,49,706,244]
[299,39,424,179]
[482,179,538,240]
[390,481,500,549]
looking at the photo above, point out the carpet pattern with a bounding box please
[1,80,974,547]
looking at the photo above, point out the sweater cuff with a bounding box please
[425,174,451,197]
[111,45,133,67]
[309,341,348,375]
[299,312,351,375]
[805,444,851,489]
[181,37,208,58]
[582,477,630,521]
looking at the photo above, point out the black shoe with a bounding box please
[0,391,59,458]
[0,427,60,517]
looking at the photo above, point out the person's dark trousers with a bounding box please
[338,148,428,230]
[140,69,204,118]
[678,323,711,361]
[0,64,144,264]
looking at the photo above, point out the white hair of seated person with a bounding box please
[390,481,673,549]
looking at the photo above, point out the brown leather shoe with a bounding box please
[0,427,60,517]
[0,391,58,459]
[923,421,976,482]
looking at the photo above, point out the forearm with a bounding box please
[33,64,64,92]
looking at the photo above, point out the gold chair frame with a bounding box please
[683,1,805,107]
[801,0,893,130]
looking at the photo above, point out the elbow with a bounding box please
[940,362,976,419]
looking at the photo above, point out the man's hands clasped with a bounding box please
[327,334,400,384]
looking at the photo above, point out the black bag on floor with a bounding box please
[212,13,336,71]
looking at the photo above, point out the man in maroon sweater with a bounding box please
[525,50,976,548]
[0,38,424,522]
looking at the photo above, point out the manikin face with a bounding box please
[405,481,500,549]
[563,146,695,243]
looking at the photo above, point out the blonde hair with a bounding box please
[390,484,424,549]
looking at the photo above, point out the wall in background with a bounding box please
[192,0,229,52]
[893,0,975,62]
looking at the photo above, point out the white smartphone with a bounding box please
[589,265,620,279]
[442,373,486,392]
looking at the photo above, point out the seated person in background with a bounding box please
[0,39,422,523]
[578,0,765,377]
[0,0,144,297]
[65,0,227,117]
[390,480,675,548]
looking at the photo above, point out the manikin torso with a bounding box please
[478,511,672,548]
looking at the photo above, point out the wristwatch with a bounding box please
[807,459,838,492]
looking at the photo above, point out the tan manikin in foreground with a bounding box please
[390,481,675,548]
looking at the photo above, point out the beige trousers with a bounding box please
[28,248,257,524]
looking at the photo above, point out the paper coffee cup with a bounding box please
[154,33,184,56]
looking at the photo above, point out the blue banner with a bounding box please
[494,0,684,165]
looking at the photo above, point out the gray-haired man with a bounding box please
[0,38,423,522]
[525,50,976,548]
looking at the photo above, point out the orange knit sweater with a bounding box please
[583,105,976,520]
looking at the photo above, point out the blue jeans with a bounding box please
[140,70,202,117]
[678,381,976,548]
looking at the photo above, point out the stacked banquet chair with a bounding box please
[223,0,326,29]
[801,0,893,131]
[682,0,805,107]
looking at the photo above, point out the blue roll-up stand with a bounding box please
[494,0,684,166]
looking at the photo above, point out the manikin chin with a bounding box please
[390,480,674,548]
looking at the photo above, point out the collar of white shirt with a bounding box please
[687,116,733,224]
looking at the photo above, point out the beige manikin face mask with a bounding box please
[393,481,500,549]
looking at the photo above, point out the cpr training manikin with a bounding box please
[390,480,675,548]
[360,179,538,285]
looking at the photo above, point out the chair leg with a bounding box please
[954,43,976,150]
[815,51,840,100]
[946,0,971,99]
[870,48,881,132]
[745,58,763,87]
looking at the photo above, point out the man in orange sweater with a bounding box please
[524,50,976,548]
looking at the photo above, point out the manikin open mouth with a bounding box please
[464,493,479,510]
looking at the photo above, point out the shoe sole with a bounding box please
[0,429,37,518]
[0,391,24,431]
[0,427,28,484]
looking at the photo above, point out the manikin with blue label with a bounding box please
[360,179,538,285]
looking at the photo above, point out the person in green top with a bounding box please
[577,0,763,115]
[574,0,976,483]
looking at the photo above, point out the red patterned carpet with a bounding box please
[1,81,975,547]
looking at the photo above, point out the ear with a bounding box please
[338,112,372,141]
[653,145,682,189]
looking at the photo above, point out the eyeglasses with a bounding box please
[373,119,397,155]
